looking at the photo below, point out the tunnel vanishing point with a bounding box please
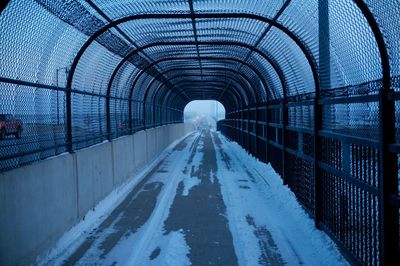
[0,0,399,265]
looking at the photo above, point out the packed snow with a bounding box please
[39,130,347,266]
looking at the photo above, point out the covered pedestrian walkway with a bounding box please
[0,0,399,265]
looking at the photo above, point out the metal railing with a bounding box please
[217,78,400,265]
[0,77,183,172]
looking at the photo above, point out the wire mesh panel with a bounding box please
[71,92,107,150]
[0,83,67,171]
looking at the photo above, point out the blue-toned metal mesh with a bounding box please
[1,0,400,264]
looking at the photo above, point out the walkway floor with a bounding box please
[44,130,346,266]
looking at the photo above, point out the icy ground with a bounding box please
[40,130,347,266]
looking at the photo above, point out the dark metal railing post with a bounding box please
[247,106,251,153]
[241,108,246,149]
[313,96,322,228]
[281,100,288,185]
[378,88,399,264]
[265,103,270,163]
[142,101,146,130]
[255,103,259,158]
[236,111,239,142]
[153,103,155,127]
[353,1,400,260]
[66,86,72,153]
[315,0,329,228]
[128,100,133,134]
[106,95,111,140]
[239,110,242,145]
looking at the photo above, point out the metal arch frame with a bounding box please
[141,56,272,90]
[169,87,239,116]
[67,13,319,89]
[65,13,321,151]
[165,84,238,114]
[145,69,250,108]
[120,40,291,116]
[152,75,246,121]
[117,40,291,104]
[149,57,287,151]
[0,0,9,15]
[131,56,281,112]
[113,40,293,134]
[346,1,395,265]
[158,84,237,123]
[155,72,252,116]
[133,61,254,105]
[187,0,203,76]
[147,45,288,162]
[143,74,247,128]
[154,70,254,128]
[167,82,243,112]
[146,66,258,107]
[126,55,275,107]
[164,79,245,108]
[159,75,249,107]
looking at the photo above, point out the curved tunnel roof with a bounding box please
[1,0,399,115]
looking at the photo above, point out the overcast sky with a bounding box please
[184,100,225,116]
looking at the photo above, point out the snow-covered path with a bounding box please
[42,130,347,266]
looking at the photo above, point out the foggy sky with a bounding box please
[184,100,225,116]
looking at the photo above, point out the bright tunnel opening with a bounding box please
[184,100,225,130]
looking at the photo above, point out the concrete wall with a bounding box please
[75,142,114,218]
[146,128,157,163]
[133,130,147,169]
[0,123,194,266]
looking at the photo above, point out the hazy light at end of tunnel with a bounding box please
[184,100,225,127]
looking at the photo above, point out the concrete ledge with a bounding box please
[0,123,194,265]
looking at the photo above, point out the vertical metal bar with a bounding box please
[266,104,270,163]
[153,104,156,127]
[315,0,329,228]
[239,110,241,144]
[247,106,251,153]
[143,101,146,130]
[314,97,322,228]
[255,104,259,158]
[378,89,398,264]
[128,100,133,134]
[352,0,400,261]
[282,101,288,185]
[66,87,72,152]
[236,111,239,142]
[106,95,111,140]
